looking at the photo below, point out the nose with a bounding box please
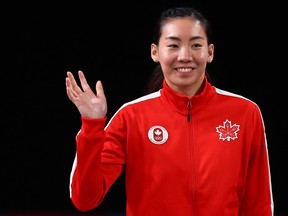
[177,47,193,62]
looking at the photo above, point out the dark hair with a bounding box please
[144,7,213,94]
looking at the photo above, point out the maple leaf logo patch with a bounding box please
[216,119,240,141]
[148,125,168,145]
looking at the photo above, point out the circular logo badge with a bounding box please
[148,125,168,144]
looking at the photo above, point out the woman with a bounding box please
[65,6,274,216]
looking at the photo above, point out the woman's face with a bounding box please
[151,18,214,97]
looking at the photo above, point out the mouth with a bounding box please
[176,67,194,73]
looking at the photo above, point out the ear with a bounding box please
[207,44,214,63]
[151,43,159,62]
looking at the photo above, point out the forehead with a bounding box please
[161,18,206,39]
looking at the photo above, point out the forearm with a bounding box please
[70,117,107,211]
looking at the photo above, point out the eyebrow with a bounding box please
[165,36,205,41]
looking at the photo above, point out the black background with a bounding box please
[2,1,287,215]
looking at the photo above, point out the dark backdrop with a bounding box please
[2,1,287,215]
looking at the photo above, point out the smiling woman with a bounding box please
[65,6,274,216]
[2,0,287,215]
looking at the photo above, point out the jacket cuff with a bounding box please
[79,116,107,137]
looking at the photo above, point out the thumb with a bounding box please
[95,80,105,98]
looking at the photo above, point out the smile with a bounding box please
[176,67,193,72]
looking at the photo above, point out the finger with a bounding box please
[78,70,91,92]
[66,77,78,98]
[66,84,76,101]
[66,71,77,88]
[96,80,105,98]
[67,71,83,94]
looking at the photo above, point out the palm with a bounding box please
[66,70,107,119]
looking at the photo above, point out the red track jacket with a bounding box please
[69,77,274,216]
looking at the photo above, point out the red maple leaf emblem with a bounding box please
[216,119,240,141]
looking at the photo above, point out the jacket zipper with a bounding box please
[187,99,195,215]
[187,100,192,122]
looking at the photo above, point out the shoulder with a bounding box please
[122,90,162,108]
[215,87,256,104]
[214,87,265,124]
[214,87,262,112]
[106,91,162,126]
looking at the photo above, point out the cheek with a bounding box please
[159,50,176,64]
[159,60,174,77]
[195,52,209,64]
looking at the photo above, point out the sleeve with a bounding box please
[239,106,274,216]
[69,115,125,212]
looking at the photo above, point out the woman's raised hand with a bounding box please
[65,70,107,119]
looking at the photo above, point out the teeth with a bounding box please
[178,68,191,72]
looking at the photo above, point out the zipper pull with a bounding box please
[187,100,192,122]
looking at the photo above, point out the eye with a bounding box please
[168,44,178,48]
[192,43,203,48]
